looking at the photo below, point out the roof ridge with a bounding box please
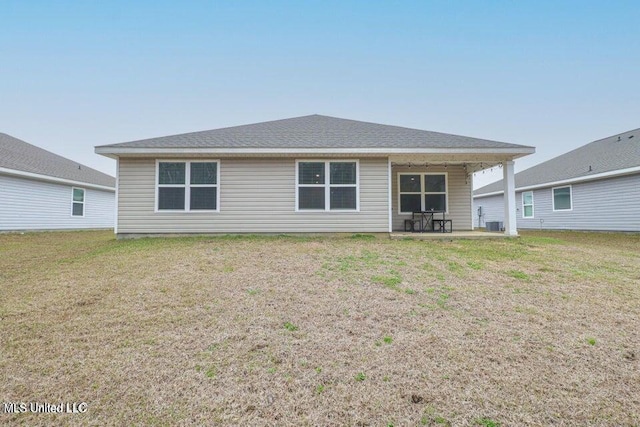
[518,127,638,174]
[97,115,324,148]
[536,127,640,162]
[290,114,533,148]
[582,127,640,146]
[98,114,530,149]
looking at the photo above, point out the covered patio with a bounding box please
[388,154,522,236]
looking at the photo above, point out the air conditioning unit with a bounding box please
[486,221,504,232]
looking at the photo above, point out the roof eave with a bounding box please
[95,146,535,158]
[0,167,116,192]
[473,165,640,198]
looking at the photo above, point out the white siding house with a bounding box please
[96,115,534,237]
[474,128,640,232]
[0,133,116,231]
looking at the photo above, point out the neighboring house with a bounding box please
[95,115,534,237]
[0,133,116,231]
[473,128,640,232]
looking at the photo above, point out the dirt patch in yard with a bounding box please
[1,230,639,425]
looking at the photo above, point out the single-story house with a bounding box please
[95,115,534,237]
[473,128,640,232]
[1,133,116,231]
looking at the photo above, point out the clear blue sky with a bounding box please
[1,1,638,188]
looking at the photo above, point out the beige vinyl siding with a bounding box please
[391,165,472,231]
[117,157,389,234]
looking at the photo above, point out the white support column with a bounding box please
[503,160,518,236]
[470,171,474,230]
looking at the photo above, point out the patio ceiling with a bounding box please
[389,154,507,174]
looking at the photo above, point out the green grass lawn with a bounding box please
[1,230,639,426]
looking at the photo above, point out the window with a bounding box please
[71,187,85,217]
[296,160,359,211]
[156,161,219,212]
[522,191,534,218]
[552,185,572,211]
[398,173,447,214]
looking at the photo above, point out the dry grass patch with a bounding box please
[0,230,639,425]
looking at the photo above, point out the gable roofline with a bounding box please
[473,164,640,198]
[1,132,116,188]
[473,127,640,196]
[0,166,116,192]
[95,115,534,155]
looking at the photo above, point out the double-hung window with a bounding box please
[522,191,534,218]
[156,161,219,212]
[296,160,359,211]
[398,173,447,214]
[552,185,572,211]
[71,187,85,217]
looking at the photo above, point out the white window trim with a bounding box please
[397,172,449,215]
[155,160,220,213]
[71,187,86,217]
[522,190,534,218]
[552,185,573,212]
[295,159,360,212]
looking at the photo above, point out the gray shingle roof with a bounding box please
[0,133,115,188]
[96,114,532,151]
[474,128,640,196]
